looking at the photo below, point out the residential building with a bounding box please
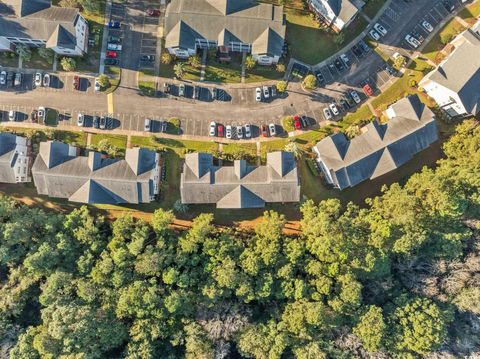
[313,95,438,190]
[180,151,300,208]
[0,132,31,183]
[307,0,365,32]
[32,141,161,204]
[0,0,88,56]
[164,0,286,65]
[420,24,480,119]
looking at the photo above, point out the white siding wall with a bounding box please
[423,81,468,116]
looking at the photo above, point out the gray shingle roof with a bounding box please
[1,0,50,17]
[181,151,300,208]
[0,132,30,183]
[165,0,285,57]
[46,23,76,49]
[309,0,364,25]
[314,95,439,189]
[32,141,159,204]
[428,29,480,115]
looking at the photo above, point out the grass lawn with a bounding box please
[362,0,388,18]
[204,61,242,83]
[245,65,284,83]
[422,18,467,64]
[458,0,480,24]
[76,2,106,72]
[104,66,121,94]
[138,68,156,97]
[91,133,127,149]
[341,105,374,128]
[221,142,257,158]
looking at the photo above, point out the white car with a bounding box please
[77,113,84,127]
[422,20,433,33]
[323,108,332,120]
[244,124,252,138]
[329,103,340,116]
[209,121,216,136]
[38,107,46,122]
[268,123,276,137]
[350,90,361,104]
[405,34,420,48]
[236,125,243,139]
[255,87,262,102]
[94,78,101,91]
[262,86,269,99]
[8,110,15,121]
[0,71,6,85]
[369,29,381,41]
[225,125,232,139]
[373,23,387,36]
[144,118,151,132]
[43,74,50,87]
[34,72,42,87]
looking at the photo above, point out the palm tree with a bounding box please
[174,62,185,79]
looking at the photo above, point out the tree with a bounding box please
[276,63,286,73]
[188,55,201,69]
[60,57,76,72]
[281,116,295,132]
[94,139,120,156]
[173,199,189,214]
[15,44,32,62]
[244,55,256,70]
[37,47,54,65]
[284,141,301,157]
[174,62,185,78]
[276,80,287,93]
[344,125,360,138]
[353,306,386,352]
[97,74,110,88]
[161,52,173,65]
[302,74,316,90]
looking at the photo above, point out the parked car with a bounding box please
[339,98,349,111]
[107,43,122,51]
[209,121,216,136]
[93,116,100,129]
[8,110,15,121]
[108,21,121,28]
[217,124,224,137]
[212,87,218,100]
[73,75,80,90]
[38,107,46,122]
[323,108,332,120]
[0,71,6,85]
[344,95,355,108]
[30,110,38,123]
[161,121,168,133]
[422,20,433,33]
[104,59,119,65]
[77,113,84,127]
[329,102,340,116]
[99,116,107,130]
[14,72,22,87]
[255,87,262,102]
[226,125,232,139]
[358,41,371,53]
[350,90,361,104]
[244,124,252,138]
[443,0,455,12]
[6,72,14,87]
[405,34,420,48]
[351,44,363,57]
[268,123,276,137]
[236,125,243,139]
[146,8,160,16]
[140,55,155,62]
[261,124,268,137]
[373,23,388,36]
[178,83,185,97]
[412,30,424,43]
[94,78,101,92]
[193,86,200,100]
[106,51,117,58]
[271,86,277,98]
[293,115,301,130]
[34,72,42,87]
[163,83,171,94]
[314,70,325,85]
[144,118,151,132]
[300,115,309,128]
[340,54,351,68]
[108,35,121,44]
[43,74,50,87]
[363,83,374,97]
[334,58,344,72]
[262,86,269,99]
[369,29,381,41]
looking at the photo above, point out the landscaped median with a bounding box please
[422,18,467,64]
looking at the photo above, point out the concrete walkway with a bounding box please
[241,51,247,83]
[200,49,207,81]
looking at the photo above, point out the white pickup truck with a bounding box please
[107,43,122,51]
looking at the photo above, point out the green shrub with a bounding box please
[282,116,295,132]
[306,158,320,176]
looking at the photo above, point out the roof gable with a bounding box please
[217,185,265,208]
[46,24,76,49]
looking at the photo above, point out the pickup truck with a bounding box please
[107,43,122,51]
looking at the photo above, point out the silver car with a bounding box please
[329,103,340,116]
[77,113,84,127]
[0,71,6,85]
[236,125,243,139]
[244,124,252,138]
[255,87,262,102]
[268,123,276,137]
[34,72,42,87]
[323,108,332,120]
[209,121,216,136]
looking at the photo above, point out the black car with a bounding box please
[161,121,168,133]
[193,86,200,99]
[271,86,277,98]
[358,40,371,54]
[163,82,171,94]
[104,58,119,65]
[344,95,355,108]
[339,98,349,111]
[412,30,424,43]
[314,70,325,85]
[99,116,106,130]
[443,0,454,12]
[105,117,113,129]
[93,116,100,129]
[6,72,14,87]
[141,55,155,62]
[300,115,309,128]
[334,58,344,72]
[351,44,363,57]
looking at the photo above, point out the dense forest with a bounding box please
[0,120,479,359]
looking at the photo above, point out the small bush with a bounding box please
[302,74,316,90]
[167,118,181,134]
[276,63,286,73]
[276,81,287,93]
[408,79,417,87]
[306,158,320,176]
[282,116,295,132]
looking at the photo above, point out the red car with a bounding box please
[362,83,374,97]
[146,8,160,16]
[106,50,117,58]
[217,124,224,137]
[261,124,268,137]
[293,115,302,130]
